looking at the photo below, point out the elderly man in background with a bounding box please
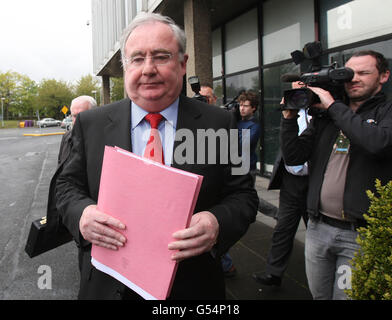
[58,95,97,165]
[44,95,97,265]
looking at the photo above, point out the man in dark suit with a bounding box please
[44,96,97,265]
[252,149,308,286]
[57,96,97,165]
[253,82,309,287]
[56,12,258,300]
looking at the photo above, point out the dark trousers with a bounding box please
[265,170,308,277]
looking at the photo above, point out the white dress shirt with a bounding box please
[131,98,179,166]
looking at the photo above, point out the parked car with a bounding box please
[37,118,61,128]
[61,117,73,130]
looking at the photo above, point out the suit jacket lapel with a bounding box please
[102,96,199,165]
[103,98,133,152]
[172,95,201,170]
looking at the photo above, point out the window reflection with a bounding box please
[320,0,392,49]
[263,63,299,173]
[225,9,259,74]
[213,79,223,107]
[212,28,222,78]
[225,70,260,102]
[263,0,314,64]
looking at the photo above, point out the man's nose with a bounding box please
[142,58,157,75]
[351,72,360,82]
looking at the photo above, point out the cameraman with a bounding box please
[280,50,392,300]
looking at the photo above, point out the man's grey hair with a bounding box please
[71,95,97,109]
[120,12,186,67]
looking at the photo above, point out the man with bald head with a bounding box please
[56,12,258,300]
[200,85,217,105]
[44,95,97,262]
[58,95,97,165]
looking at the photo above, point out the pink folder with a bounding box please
[91,146,203,300]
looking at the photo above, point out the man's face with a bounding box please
[239,100,256,119]
[123,22,188,112]
[344,55,390,102]
[71,100,91,124]
[200,87,217,105]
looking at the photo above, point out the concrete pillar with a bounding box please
[102,75,111,105]
[184,0,212,97]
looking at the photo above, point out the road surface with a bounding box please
[0,127,79,300]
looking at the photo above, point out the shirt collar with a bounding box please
[131,98,179,130]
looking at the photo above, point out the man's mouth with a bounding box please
[141,82,161,86]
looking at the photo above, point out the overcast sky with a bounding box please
[0,0,93,84]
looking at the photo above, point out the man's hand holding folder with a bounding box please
[79,204,127,251]
[80,204,219,261]
[169,211,219,261]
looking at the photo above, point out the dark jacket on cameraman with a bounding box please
[280,92,392,222]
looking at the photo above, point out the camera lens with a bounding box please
[291,90,309,108]
[283,88,320,110]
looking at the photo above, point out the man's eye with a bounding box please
[154,55,169,62]
[131,57,145,64]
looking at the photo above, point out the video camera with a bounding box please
[188,76,208,103]
[282,41,354,111]
[222,90,244,121]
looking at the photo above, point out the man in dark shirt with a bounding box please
[280,50,392,299]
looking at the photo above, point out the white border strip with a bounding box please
[91,257,158,300]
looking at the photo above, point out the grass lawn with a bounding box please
[0,120,26,129]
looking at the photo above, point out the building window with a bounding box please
[263,63,299,174]
[225,70,261,167]
[320,0,392,49]
[224,9,259,75]
[225,70,260,102]
[262,0,314,65]
[213,79,223,107]
[212,28,223,79]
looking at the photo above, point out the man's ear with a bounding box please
[180,53,188,76]
[182,54,189,66]
[380,70,390,85]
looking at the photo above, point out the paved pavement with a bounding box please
[0,127,79,300]
[225,175,312,300]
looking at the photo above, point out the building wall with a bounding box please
[91,0,154,76]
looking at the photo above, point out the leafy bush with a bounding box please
[347,179,392,300]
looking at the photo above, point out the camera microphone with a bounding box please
[281,73,301,83]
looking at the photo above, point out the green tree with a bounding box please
[0,71,17,120]
[111,77,125,102]
[36,79,74,119]
[10,75,38,118]
[74,74,101,105]
[0,71,38,120]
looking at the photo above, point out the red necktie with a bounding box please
[144,113,164,164]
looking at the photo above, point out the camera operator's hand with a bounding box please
[280,97,299,119]
[308,86,335,110]
[282,109,299,119]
